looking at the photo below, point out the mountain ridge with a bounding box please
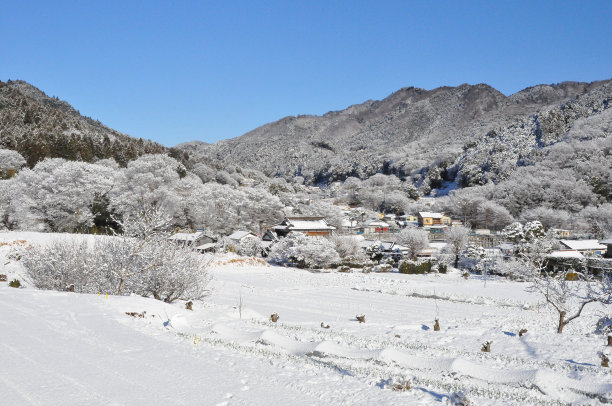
[178,79,611,184]
[0,79,167,167]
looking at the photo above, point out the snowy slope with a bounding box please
[1,232,611,405]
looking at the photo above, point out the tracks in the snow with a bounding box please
[174,318,611,405]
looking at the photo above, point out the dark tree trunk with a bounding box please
[557,311,566,334]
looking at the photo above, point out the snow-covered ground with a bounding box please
[1,232,611,405]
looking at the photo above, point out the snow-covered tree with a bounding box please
[0,149,27,178]
[268,232,340,268]
[8,158,116,231]
[475,200,513,231]
[445,225,471,268]
[396,227,429,260]
[502,222,524,244]
[331,235,368,265]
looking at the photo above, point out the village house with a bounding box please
[195,242,216,253]
[227,230,258,245]
[364,220,390,234]
[168,231,215,247]
[417,211,451,227]
[559,240,606,257]
[425,225,448,241]
[272,216,336,238]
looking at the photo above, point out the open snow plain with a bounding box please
[1,232,611,405]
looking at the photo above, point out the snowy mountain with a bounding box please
[0,80,167,167]
[178,79,612,187]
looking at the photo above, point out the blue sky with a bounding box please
[1,1,611,146]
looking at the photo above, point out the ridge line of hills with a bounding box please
[1,77,611,195]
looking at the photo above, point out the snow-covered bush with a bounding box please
[223,235,262,257]
[398,260,432,274]
[21,236,211,302]
[331,235,369,266]
[374,263,393,273]
[267,232,340,268]
[22,208,212,302]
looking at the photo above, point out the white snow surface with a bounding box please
[1,232,612,405]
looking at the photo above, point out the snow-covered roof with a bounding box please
[428,242,448,251]
[418,211,445,218]
[284,217,336,231]
[559,240,606,251]
[227,231,256,241]
[168,231,205,242]
[358,240,379,249]
[367,221,389,227]
[195,242,216,251]
[473,229,491,235]
[393,244,410,252]
[600,239,612,245]
[260,240,275,248]
[342,219,361,228]
[547,250,585,259]
[379,242,395,251]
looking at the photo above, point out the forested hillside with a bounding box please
[178,80,611,187]
[0,79,610,238]
[0,80,166,167]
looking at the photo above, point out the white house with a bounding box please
[227,230,258,244]
[272,217,336,237]
[559,240,606,256]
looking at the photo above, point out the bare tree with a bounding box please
[529,268,601,334]
[519,241,606,334]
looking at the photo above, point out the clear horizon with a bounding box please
[2,0,611,147]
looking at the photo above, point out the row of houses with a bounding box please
[168,216,336,253]
[168,215,612,263]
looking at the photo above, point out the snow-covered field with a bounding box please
[1,232,611,405]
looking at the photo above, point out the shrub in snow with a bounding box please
[398,260,432,274]
[449,391,470,406]
[331,235,368,267]
[222,236,262,257]
[391,380,411,391]
[374,264,393,273]
[21,207,212,303]
[237,236,263,257]
[8,279,20,288]
[267,232,339,269]
[599,351,609,367]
